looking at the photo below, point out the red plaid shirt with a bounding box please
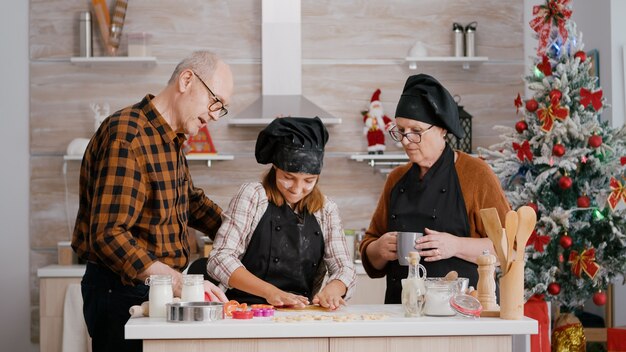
[72,95,222,285]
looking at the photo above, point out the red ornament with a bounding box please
[547,282,561,295]
[558,175,573,190]
[559,235,572,249]
[525,98,539,112]
[621,156,626,165]
[588,135,603,148]
[593,291,607,306]
[574,51,587,62]
[552,143,565,157]
[577,195,590,208]
[549,89,562,102]
[527,202,539,214]
[515,120,528,133]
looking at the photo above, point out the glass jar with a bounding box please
[145,275,173,318]
[181,274,205,302]
[423,278,458,316]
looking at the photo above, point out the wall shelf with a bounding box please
[228,117,341,126]
[69,56,157,67]
[349,153,408,174]
[405,56,488,70]
[64,153,234,168]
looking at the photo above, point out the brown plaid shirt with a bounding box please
[72,95,222,285]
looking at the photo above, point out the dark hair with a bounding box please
[261,167,324,214]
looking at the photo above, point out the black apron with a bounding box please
[226,202,325,304]
[385,144,477,304]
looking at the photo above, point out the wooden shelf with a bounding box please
[185,153,234,167]
[228,117,341,126]
[64,153,234,167]
[70,56,157,67]
[349,153,408,174]
[405,56,488,70]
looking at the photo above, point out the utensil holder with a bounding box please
[499,260,524,320]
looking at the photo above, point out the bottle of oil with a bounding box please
[401,251,427,317]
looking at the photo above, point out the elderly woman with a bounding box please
[359,74,510,303]
[208,117,356,310]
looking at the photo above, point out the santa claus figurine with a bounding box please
[363,89,393,154]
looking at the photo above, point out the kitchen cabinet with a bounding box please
[38,265,86,352]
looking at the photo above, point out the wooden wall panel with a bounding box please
[29,0,524,340]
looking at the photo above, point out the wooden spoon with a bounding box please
[515,206,537,262]
[479,208,507,269]
[505,210,519,273]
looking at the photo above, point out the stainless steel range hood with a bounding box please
[228,0,341,126]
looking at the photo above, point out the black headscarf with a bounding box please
[255,117,329,175]
[395,74,464,138]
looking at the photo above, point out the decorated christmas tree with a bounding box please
[479,0,626,313]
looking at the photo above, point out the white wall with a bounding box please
[0,1,36,351]
[609,0,626,129]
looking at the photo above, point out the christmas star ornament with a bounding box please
[514,93,523,114]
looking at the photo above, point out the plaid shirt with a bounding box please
[72,95,222,285]
[207,182,356,299]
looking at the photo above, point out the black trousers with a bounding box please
[81,262,149,352]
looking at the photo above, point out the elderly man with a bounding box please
[72,51,233,352]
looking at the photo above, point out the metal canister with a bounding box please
[452,22,464,57]
[79,11,92,57]
[465,22,477,57]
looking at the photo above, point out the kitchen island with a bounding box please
[125,304,537,352]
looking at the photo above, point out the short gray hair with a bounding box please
[168,51,221,85]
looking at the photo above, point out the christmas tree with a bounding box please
[479,0,626,311]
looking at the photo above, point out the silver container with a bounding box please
[452,23,464,57]
[465,22,477,57]
[79,11,92,57]
[166,302,224,323]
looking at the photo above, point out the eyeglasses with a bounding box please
[388,124,435,144]
[192,71,228,118]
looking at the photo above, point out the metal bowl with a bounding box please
[166,301,224,323]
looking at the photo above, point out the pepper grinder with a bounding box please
[477,249,499,311]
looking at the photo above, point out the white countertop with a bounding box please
[125,304,537,340]
[37,264,86,278]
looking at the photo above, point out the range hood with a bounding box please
[228,0,341,126]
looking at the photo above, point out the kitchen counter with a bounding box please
[126,304,537,352]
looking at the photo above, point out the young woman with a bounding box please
[207,117,356,310]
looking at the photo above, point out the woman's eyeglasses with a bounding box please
[388,124,435,144]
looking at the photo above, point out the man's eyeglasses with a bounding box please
[388,124,435,144]
[192,71,228,118]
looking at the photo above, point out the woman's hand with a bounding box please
[264,287,309,308]
[365,231,398,270]
[370,232,398,261]
[203,281,228,303]
[415,228,461,262]
[312,280,346,310]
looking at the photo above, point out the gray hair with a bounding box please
[168,51,221,85]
